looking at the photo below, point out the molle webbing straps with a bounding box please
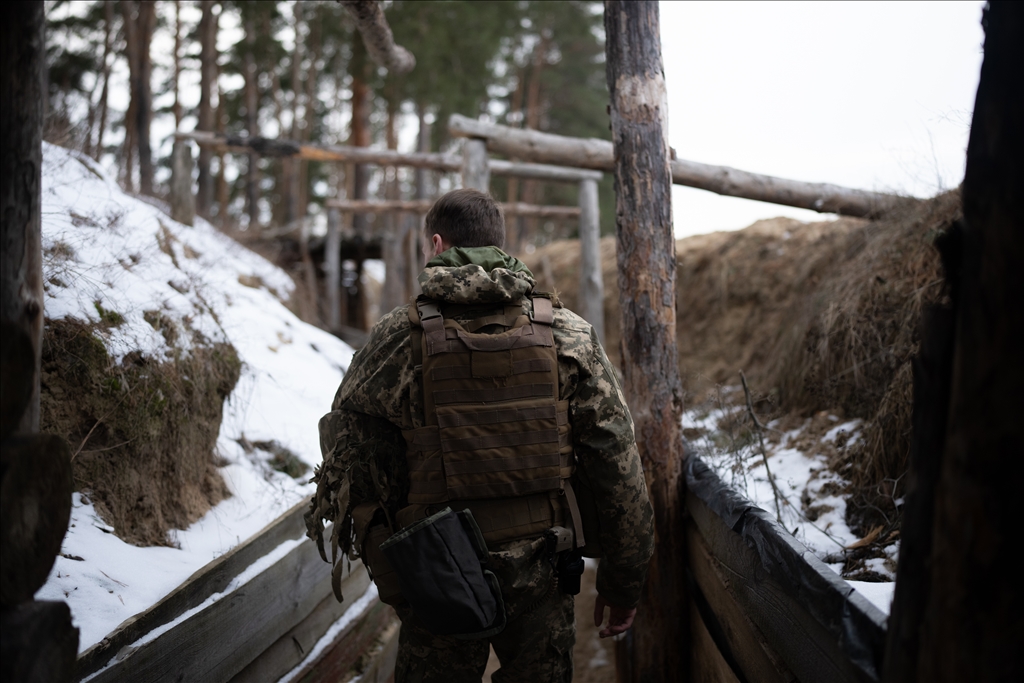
[402,295,580,546]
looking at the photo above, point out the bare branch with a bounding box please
[338,0,415,75]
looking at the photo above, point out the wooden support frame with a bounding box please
[449,114,907,218]
[326,198,582,219]
[174,131,601,183]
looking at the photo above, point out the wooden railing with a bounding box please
[75,500,396,683]
[685,456,887,683]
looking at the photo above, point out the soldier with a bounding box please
[306,188,653,682]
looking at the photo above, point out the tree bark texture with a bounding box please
[125,1,156,196]
[914,3,1024,681]
[349,38,371,236]
[577,178,605,344]
[244,12,260,228]
[196,0,217,216]
[1,0,45,434]
[604,2,687,682]
[448,114,903,218]
[170,141,195,226]
[337,0,415,75]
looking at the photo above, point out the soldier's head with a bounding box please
[423,188,505,263]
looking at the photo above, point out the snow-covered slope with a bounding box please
[34,143,353,652]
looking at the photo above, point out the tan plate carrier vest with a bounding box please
[398,295,586,549]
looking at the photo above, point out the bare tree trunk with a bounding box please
[136,1,155,195]
[92,0,114,163]
[604,3,687,682]
[244,12,259,229]
[283,0,303,226]
[196,0,217,216]
[1,0,45,434]
[380,96,404,317]
[349,37,370,236]
[172,0,182,128]
[902,4,1024,682]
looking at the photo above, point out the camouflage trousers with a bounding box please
[393,536,576,683]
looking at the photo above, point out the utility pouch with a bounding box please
[380,507,506,639]
[351,503,404,606]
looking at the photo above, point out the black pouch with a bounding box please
[380,507,506,639]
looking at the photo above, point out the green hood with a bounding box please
[419,246,537,304]
[424,246,533,275]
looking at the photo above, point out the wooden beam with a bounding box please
[489,159,601,182]
[337,1,415,75]
[174,132,600,182]
[448,114,907,218]
[326,199,581,219]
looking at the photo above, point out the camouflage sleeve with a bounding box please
[553,309,654,609]
[305,306,413,559]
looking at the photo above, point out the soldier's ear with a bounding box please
[431,234,446,257]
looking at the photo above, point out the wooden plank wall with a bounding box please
[75,501,397,683]
[684,457,888,683]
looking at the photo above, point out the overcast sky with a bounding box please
[658,1,985,237]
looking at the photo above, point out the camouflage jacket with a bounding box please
[307,246,654,609]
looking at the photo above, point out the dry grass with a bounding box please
[524,191,960,532]
[40,317,241,546]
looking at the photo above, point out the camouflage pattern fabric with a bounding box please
[305,246,654,676]
[395,536,575,683]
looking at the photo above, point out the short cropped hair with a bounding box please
[424,189,505,249]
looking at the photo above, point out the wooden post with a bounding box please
[461,138,490,192]
[1,0,45,433]
[325,208,341,333]
[895,4,1024,682]
[604,2,687,682]
[578,178,605,344]
[169,140,195,226]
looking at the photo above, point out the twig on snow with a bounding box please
[740,370,784,524]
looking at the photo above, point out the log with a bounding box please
[604,3,687,681]
[0,434,73,607]
[337,1,415,75]
[913,4,1024,682]
[0,600,78,683]
[326,199,581,219]
[1,322,35,439]
[488,158,601,183]
[169,140,195,226]
[227,569,371,683]
[1,0,45,432]
[577,178,605,344]
[685,518,795,683]
[686,486,874,683]
[84,532,365,683]
[175,132,601,182]
[448,114,906,218]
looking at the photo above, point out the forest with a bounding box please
[2,2,1021,683]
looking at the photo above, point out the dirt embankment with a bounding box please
[40,318,241,547]
[523,191,959,513]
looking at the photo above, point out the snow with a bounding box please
[684,401,896,615]
[34,143,354,653]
